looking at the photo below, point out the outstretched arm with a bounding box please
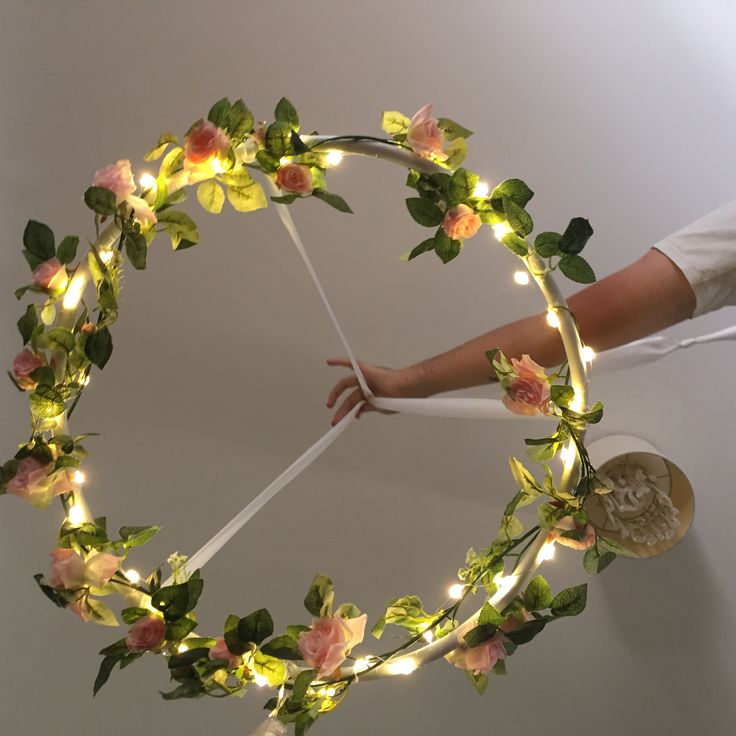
[326,248,695,424]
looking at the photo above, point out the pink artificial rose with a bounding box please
[549,515,596,551]
[67,598,91,623]
[209,636,243,668]
[406,104,446,161]
[499,608,534,633]
[275,164,313,195]
[447,634,507,675]
[11,349,46,390]
[50,547,86,589]
[502,354,551,416]
[126,615,167,652]
[443,204,482,240]
[184,120,230,165]
[298,614,367,678]
[93,160,136,203]
[84,551,122,588]
[32,258,67,292]
[5,457,76,507]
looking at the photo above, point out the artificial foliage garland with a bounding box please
[1,97,633,735]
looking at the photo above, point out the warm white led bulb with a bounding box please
[472,181,489,198]
[82,375,91,387]
[492,222,513,241]
[125,569,141,585]
[62,272,87,311]
[99,249,114,264]
[67,504,85,526]
[390,658,417,676]
[325,150,343,166]
[254,673,268,687]
[73,470,86,485]
[422,629,435,643]
[353,657,371,674]
[538,542,556,562]
[139,173,157,190]
[211,158,225,174]
[581,345,596,362]
[513,270,530,286]
[177,643,188,653]
[325,687,336,698]
[546,309,561,328]
[559,444,574,463]
[448,583,465,600]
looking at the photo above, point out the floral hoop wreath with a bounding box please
[3,98,630,735]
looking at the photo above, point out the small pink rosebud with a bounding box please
[443,204,482,240]
[406,104,446,161]
[184,120,230,165]
[275,164,313,195]
[93,160,136,204]
[11,349,46,390]
[32,258,67,292]
[126,615,166,652]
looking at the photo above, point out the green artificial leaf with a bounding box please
[166,616,198,641]
[497,514,524,541]
[271,193,299,205]
[207,97,232,128]
[157,209,200,249]
[583,546,617,575]
[17,304,37,344]
[550,584,587,617]
[144,132,179,161]
[371,615,386,639]
[559,217,594,255]
[437,117,473,141]
[274,97,299,130]
[40,301,56,326]
[31,385,66,419]
[406,197,444,227]
[534,231,561,258]
[524,575,553,610]
[434,229,461,263]
[93,656,118,695]
[295,712,316,736]
[508,457,542,496]
[491,179,534,209]
[291,669,314,704]
[304,573,334,617]
[478,601,503,627]
[86,598,119,627]
[227,99,254,139]
[57,235,80,265]
[551,384,575,408]
[444,137,467,169]
[381,111,410,136]
[119,525,161,548]
[30,366,55,389]
[159,147,184,179]
[312,188,353,213]
[121,607,150,624]
[42,327,75,353]
[238,608,274,646]
[197,181,225,214]
[227,180,268,212]
[463,623,498,648]
[223,613,249,656]
[151,577,204,622]
[466,670,489,694]
[265,121,293,158]
[597,535,638,559]
[256,149,280,173]
[168,647,209,669]
[500,232,529,257]
[503,617,546,645]
[407,238,435,261]
[84,326,113,369]
[502,197,533,236]
[124,231,147,270]
[33,573,73,608]
[160,679,206,700]
[84,187,117,216]
[23,220,56,260]
[559,254,596,283]
[449,168,479,204]
[260,634,302,660]
[252,651,287,686]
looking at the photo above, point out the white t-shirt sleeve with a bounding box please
[653,199,736,318]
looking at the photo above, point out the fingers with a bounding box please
[326,357,353,368]
[332,387,364,426]
[327,374,359,408]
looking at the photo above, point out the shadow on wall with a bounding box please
[599,531,733,731]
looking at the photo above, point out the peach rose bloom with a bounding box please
[93,160,136,203]
[209,636,243,668]
[298,614,367,678]
[502,354,551,416]
[275,164,313,195]
[406,103,446,161]
[11,349,46,390]
[126,615,166,652]
[6,457,76,507]
[32,258,67,292]
[443,204,482,240]
[550,515,596,551]
[184,120,230,165]
[446,634,507,675]
[49,548,121,590]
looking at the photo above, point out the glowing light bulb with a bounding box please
[581,346,596,362]
[73,470,86,485]
[254,673,268,687]
[422,629,435,643]
[279,156,291,166]
[546,309,561,329]
[67,504,85,526]
[139,173,157,190]
[82,375,91,387]
[177,643,188,653]
[353,658,371,673]
[390,658,417,676]
[62,272,87,311]
[472,181,489,198]
[570,394,584,412]
[99,249,114,264]
[539,542,556,562]
[325,150,343,166]
[125,569,141,585]
[448,583,465,600]
[211,158,225,174]
[317,688,327,697]
[513,270,530,286]
[326,687,336,698]
[559,444,574,463]
[492,222,513,241]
